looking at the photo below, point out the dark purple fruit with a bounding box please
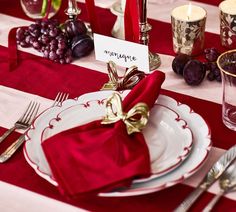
[183,60,206,85]
[16,18,82,64]
[204,47,220,62]
[213,67,221,77]
[49,51,57,61]
[207,71,215,81]
[71,34,94,58]
[64,19,87,38]
[172,54,191,75]
[216,75,222,82]
[16,27,26,41]
[20,40,30,48]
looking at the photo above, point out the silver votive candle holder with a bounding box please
[219,0,236,49]
[171,4,207,56]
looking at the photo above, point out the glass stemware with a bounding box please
[20,0,62,19]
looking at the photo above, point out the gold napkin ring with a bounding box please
[101,92,149,135]
[101,61,146,91]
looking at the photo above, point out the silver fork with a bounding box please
[0,102,40,163]
[0,92,69,162]
[0,101,40,144]
[52,92,69,107]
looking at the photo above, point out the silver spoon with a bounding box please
[203,162,236,212]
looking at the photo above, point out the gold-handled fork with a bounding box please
[0,102,40,163]
[0,101,40,144]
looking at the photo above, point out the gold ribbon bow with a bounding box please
[101,61,146,91]
[101,92,149,135]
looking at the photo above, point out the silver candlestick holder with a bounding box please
[139,0,161,70]
[65,0,81,19]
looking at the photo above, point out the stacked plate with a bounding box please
[23,91,211,197]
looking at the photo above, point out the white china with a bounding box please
[24,91,211,196]
[41,102,192,177]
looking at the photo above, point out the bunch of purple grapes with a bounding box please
[16,18,94,64]
[16,19,73,64]
[204,48,221,82]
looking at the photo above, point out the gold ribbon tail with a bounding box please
[101,61,145,91]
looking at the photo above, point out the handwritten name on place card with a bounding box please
[94,34,149,73]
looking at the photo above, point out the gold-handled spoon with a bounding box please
[203,162,236,212]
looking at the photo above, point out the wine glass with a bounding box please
[20,0,62,19]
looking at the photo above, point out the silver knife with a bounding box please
[174,144,236,212]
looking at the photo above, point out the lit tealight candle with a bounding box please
[219,0,236,15]
[171,4,207,55]
[171,4,206,22]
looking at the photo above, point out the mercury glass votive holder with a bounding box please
[219,0,236,49]
[171,5,207,56]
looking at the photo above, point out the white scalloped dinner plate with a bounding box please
[23,91,211,196]
[41,102,192,177]
[24,92,192,184]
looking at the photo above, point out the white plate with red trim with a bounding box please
[23,91,211,196]
[24,91,192,184]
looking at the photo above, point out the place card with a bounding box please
[93,33,149,73]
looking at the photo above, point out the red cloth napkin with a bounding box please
[42,71,165,198]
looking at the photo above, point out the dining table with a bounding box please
[1,0,236,211]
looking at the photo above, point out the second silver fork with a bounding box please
[52,92,69,107]
[0,101,40,144]
[0,102,40,163]
[0,92,69,162]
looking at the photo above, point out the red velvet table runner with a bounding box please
[0,0,236,211]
